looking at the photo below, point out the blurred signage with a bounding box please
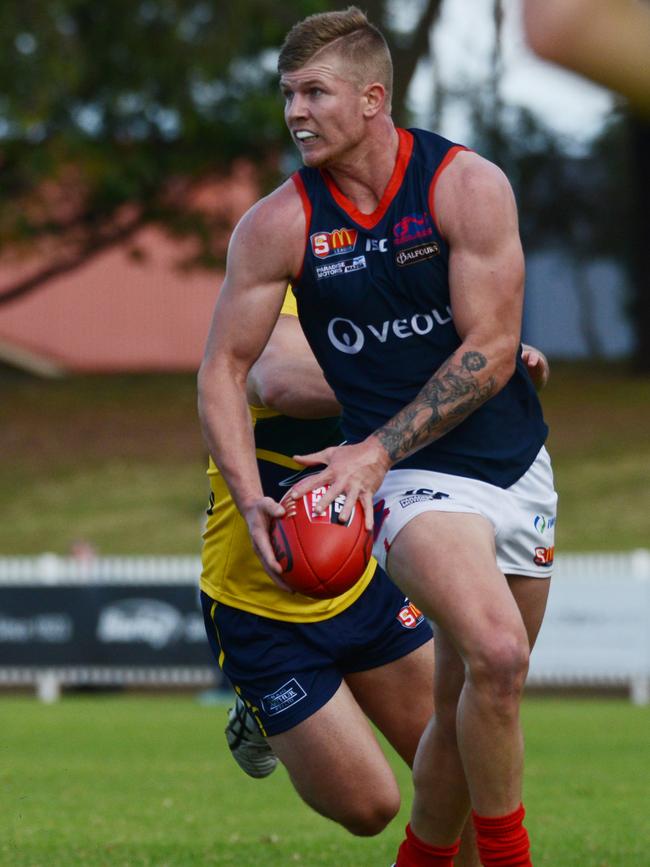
[0,585,211,666]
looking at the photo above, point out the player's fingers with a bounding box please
[359,491,375,532]
[293,448,332,467]
[524,350,539,367]
[252,532,284,577]
[336,484,359,523]
[312,479,347,515]
[260,496,286,518]
[289,470,331,501]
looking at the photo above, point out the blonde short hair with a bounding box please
[278,6,393,111]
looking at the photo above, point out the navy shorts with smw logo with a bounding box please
[201,567,433,736]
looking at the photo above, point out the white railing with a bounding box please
[526,549,650,704]
[0,553,202,584]
[1,551,649,703]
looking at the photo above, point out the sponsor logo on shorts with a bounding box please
[533,515,556,534]
[315,255,367,280]
[262,678,307,716]
[393,213,434,246]
[398,488,450,508]
[533,545,555,567]
[397,600,425,629]
[311,227,358,259]
[395,242,440,267]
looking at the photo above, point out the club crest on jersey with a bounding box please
[393,213,434,246]
[311,227,358,259]
[397,601,425,629]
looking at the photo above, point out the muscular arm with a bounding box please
[371,152,523,463]
[247,314,341,418]
[197,180,305,575]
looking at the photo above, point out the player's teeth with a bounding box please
[296,131,316,140]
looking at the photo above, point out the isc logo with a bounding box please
[311,227,358,259]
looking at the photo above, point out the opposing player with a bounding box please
[198,8,558,866]
[200,287,437,842]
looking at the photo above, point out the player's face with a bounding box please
[280,55,367,168]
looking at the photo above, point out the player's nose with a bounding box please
[286,93,309,122]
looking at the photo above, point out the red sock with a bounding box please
[395,823,460,866]
[472,803,532,866]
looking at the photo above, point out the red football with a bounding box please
[270,484,373,599]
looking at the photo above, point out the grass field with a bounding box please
[1,362,649,555]
[1,696,648,866]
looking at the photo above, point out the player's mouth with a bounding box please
[294,130,319,144]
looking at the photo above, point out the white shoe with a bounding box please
[225,697,278,779]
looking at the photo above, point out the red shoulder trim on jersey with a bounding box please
[291,172,312,281]
[320,128,414,230]
[428,145,470,239]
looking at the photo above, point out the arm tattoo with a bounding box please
[375,351,497,463]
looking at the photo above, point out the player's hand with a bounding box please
[243,496,293,592]
[290,439,391,531]
[521,344,550,391]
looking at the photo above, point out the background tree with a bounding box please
[0,0,438,305]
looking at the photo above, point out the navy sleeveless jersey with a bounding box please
[291,128,548,489]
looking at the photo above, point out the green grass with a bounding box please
[1,362,649,553]
[0,696,648,866]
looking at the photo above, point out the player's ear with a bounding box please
[362,82,386,118]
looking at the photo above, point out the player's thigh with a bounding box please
[268,680,401,829]
[387,511,526,658]
[344,638,435,767]
[507,574,550,649]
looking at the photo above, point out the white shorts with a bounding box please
[373,446,558,578]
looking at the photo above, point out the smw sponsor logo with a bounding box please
[311,227,358,259]
[327,307,453,355]
[397,600,425,629]
[393,213,434,246]
[533,546,555,567]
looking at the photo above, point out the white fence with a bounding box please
[527,550,650,704]
[1,551,649,703]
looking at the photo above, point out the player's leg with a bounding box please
[202,591,402,836]
[268,680,402,836]
[345,641,481,867]
[386,510,532,846]
[344,639,434,766]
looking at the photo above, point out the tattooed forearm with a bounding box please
[374,351,498,463]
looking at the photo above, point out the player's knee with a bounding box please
[339,790,401,836]
[469,629,530,703]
